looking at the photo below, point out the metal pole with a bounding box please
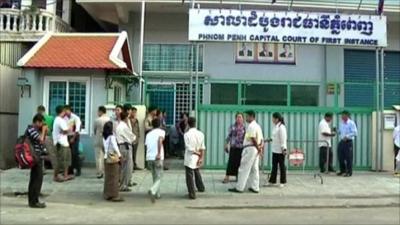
[139,0,146,104]
[195,43,200,119]
[375,47,380,171]
[189,44,194,114]
[380,47,385,171]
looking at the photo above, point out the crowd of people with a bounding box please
[21,104,400,208]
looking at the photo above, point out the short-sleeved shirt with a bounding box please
[184,128,206,169]
[243,120,263,147]
[43,114,54,137]
[145,128,166,161]
[318,119,332,147]
[53,116,69,147]
[25,125,45,154]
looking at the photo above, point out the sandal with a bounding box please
[222,179,229,184]
[53,176,65,183]
[64,175,75,181]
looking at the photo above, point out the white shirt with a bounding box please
[64,113,82,134]
[53,116,69,147]
[184,128,206,169]
[115,120,136,144]
[318,119,332,147]
[103,135,121,159]
[243,120,264,147]
[394,125,400,148]
[145,128,166,161]
[271,122,287,154]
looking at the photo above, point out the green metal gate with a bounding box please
[198,105,372,170]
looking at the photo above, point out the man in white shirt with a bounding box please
[93,106,110,178]
[64,105,82,176]
[318,112,336,173]
[116,111,136,191]
[145,119,165,203]
[52,105,72,182]
[229,110,264,194]
[393,124,400,173]
[184,117,206,200]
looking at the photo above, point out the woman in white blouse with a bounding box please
[266,112,288,188]
[102,121,123,202]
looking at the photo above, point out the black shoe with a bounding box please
[29,202,46,208]
[228,188,243,193]
[128,182,137,187]
[197,189,205,193]
[75,170,81,177]
[248,188,259,194]
[328,169,336,173]
[134,167,143,171]
[188,194,196,200]
[344,173,352,177]
[120,188,131,192]
[163,166,169,171]
[320,170,326,173]
[337,172,345,176]
[97,174,103,179]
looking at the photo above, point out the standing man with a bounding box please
[93,106,110,179]
[25,114,47,208]
[145,119,165,203]
[318,112,336,173]
[130,107,142,171]
[116,111,136,192]
[229,110,263,194]
[36,105,53,171]
[184,117,206,200]
[337,110,358,177]
[64,105,82,176]
[53,105,73,182]
[393,124,400,174]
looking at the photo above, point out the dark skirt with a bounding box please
[103,161,120,200]
[226,147,243,176]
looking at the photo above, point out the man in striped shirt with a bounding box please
[24,113,47,208]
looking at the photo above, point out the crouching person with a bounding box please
[25,114,48,208]
[184,117,206,200]
[102,121,124,202]
[145,119,165,203]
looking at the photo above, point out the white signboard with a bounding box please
[188,9,387,47]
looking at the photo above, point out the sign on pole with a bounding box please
[188,9,387,47]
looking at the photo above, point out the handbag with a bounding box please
[105,137,120,164]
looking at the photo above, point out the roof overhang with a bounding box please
[17,31,137,76]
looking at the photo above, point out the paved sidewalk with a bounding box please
[1,168,400,224]
[1,168,399,208]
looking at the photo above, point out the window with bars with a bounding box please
[143,44,203,72]
[175,83,203,123]
[46,79,88,132]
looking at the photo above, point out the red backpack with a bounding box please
[14,136,37,169]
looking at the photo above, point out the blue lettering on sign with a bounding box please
[203,11,374,36]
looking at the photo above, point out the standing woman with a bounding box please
[223,112,245,183]
[103,121,124,202]
[266,112,288,188]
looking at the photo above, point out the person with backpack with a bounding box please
[25,113,48,208]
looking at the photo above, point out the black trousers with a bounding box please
[338,140,353,174]
[28,159,43,205]
[68,135,81,174]
[394,145,400,170]
[185,166,205,198]
[269,153,286,184]
[132,143,139,168]
[319,147,334,172]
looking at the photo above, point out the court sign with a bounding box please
[188,9,387,47]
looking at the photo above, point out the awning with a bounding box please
[17,31,136,75]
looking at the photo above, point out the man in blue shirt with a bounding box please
[337,110,358,177]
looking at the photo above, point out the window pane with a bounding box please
[143,44,203,72]
[211,84,238,104]
[244,84,287,105]
[69,82,86,130]
[291,85,319,106]
[147,84,175,125]
[48,81,66,117]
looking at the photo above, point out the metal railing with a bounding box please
[0,8,71,41]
